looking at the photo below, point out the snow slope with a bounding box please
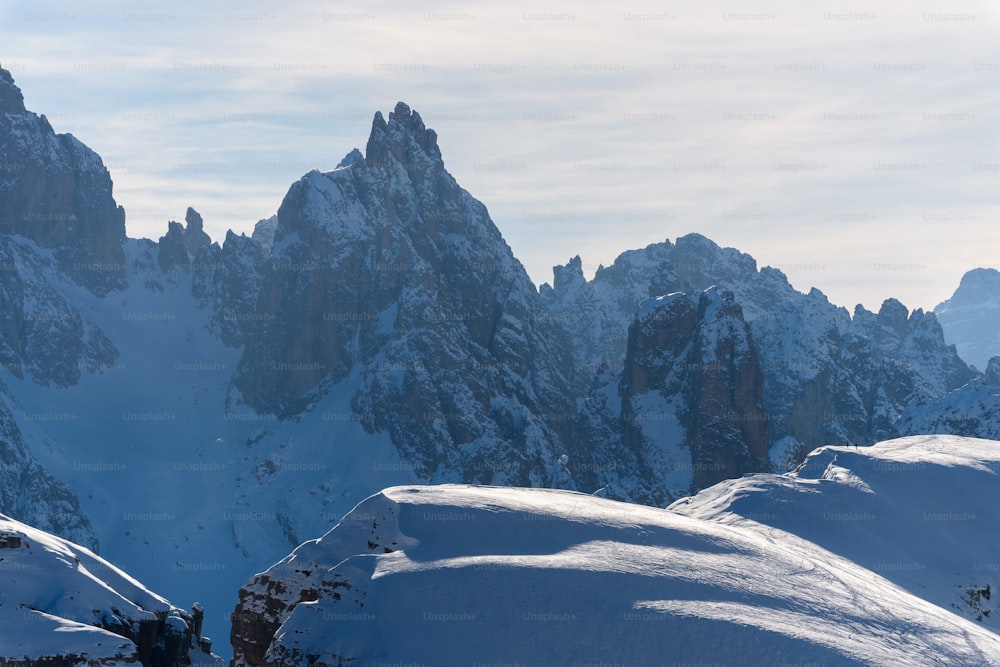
[3,238,418,654]
[0,512,223,666]
[672,435,1000,629]
[232,474,1000,666]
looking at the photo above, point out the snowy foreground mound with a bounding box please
[673,434,1000,630]
[233,436,1000,666]
[0,514,223,667]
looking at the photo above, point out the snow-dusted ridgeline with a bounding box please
[232,436,1000,665]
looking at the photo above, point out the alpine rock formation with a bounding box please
[0,67,126,296]
[935,267,1000,371]
[231,102,579,487]
[0,64,997,659]
[900,356,1000,440]
[544,235,975,499]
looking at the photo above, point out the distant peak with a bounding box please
[185,207,204,233]
[552,255,585,292]
[0,66,26,114]
[986,356,1000,390]
[365,101,442,169]
[337,148,365,169]
[959,267,1000,291]
[391,101,413,122]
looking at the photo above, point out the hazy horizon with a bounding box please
[3,0,998,313]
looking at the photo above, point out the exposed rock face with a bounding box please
[544,234,976,476]
[250,215,277,254]
[901,356,1000,439]
[935,268,1000,370]
[0,392,96,550]
[232,102,576,485]
[230,490,414,667]
[0,66,126,295]
[157,207,212,273]
[606,288,769,503]
[0,235,119,388]
[192,230,267,347]
[182,207,211,256]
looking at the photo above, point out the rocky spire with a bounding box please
[986,356,1000,391]
[364,101,442,170]
[182,207,211,255]
[0,66,26,113]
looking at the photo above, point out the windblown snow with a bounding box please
[234,435,1000,666]
[0,512,223,666]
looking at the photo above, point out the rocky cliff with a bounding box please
[543,234,975,475]
[0,67,126,295]
[577,287,769,504]
[231,102,577,486]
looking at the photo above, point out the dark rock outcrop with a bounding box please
[192,230,267,347]
[0,235,119,387]
[0,66,126,295]
[611,288,769,503]
[546,234,975,475]
[232,102,577,486]
[157,207,212,273]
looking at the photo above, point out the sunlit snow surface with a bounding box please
[0,511,181,663]
[243,437,1000,666]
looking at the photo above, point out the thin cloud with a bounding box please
[1,0,996,311]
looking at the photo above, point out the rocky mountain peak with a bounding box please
[365,101,442,170]
[0,67,126,294]
[877,297,910,338]
[935,268,1000,371]
[183,207,211,255]
[986,356,1000,390]
[552,255,586,293]
[157,207,212,272]
[0,66,26,113]
[952,268,1000,306]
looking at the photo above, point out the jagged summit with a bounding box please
[0,66,26,113]
[157,206,213,272]
[365,101,442,170]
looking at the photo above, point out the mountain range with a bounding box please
[1,65,999,662]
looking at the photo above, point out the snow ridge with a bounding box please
[233,444,1000,666]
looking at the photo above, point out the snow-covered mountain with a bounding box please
[935,267,1000,371]
[0,512,223,666]
[0,64,996,658]
[554,235,974,500]
[672,435,1000,631]
[899,356,1000,439]
[232,103,578,487]
[0,67,125,296]
[231,436,1000,666]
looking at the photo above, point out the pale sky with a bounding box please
[2,0,998,312]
